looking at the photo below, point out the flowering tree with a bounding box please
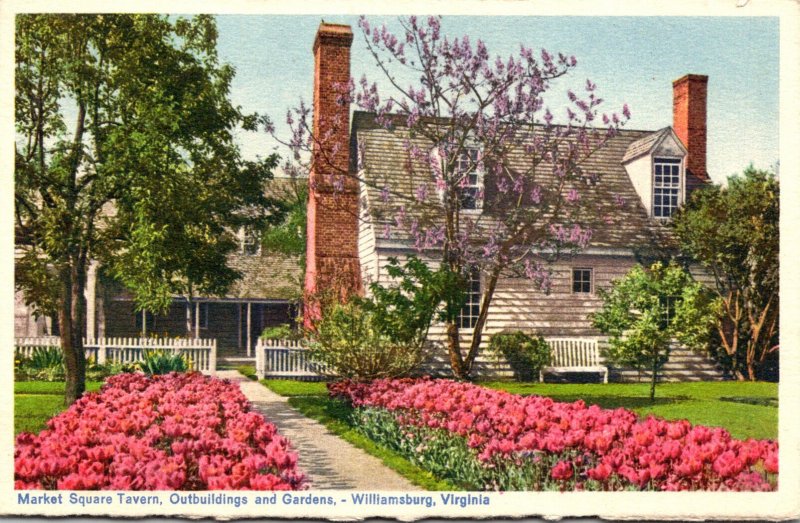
[271,16,630,379]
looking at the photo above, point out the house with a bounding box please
[304,23,724,381]
[14,177,303,358]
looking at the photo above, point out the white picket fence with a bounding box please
[254,339,328,380]
[14,336,217,374]
[541,337,608,383]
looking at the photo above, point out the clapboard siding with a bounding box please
[358,191,380,287]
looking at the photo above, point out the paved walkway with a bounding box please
[216,371,419,490]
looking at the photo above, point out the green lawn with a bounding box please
[14,381,103,436]
[480,381,778,441]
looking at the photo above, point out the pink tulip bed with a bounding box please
[329,378,778,491]
[15,372,305,490]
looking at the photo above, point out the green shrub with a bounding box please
[488,331,551,382]
[260,323,301,341]
[28,346,64,370]
[137,350,190,375]
[85,361,137,381]
[308,299,427,380]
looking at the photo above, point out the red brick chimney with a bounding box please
[304,23,361,325]
[673,74,710,194]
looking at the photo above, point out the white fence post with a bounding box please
[209,339,217,375]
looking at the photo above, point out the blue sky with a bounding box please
[216,15,779,184]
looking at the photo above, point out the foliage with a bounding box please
[260,323,301,341]
[590,262,717,401]
[260,181,308,267]
[330,378,777,491]
[307,299,427,380]
[307,256,463,380]
[15,373,306,490]
[27,346,64,370]
[137,350,191,375]
[488,331,551,382]
[672,166,779,381]
[364,256,465,349]
[270,16,631,380]
[15,14,280,405]
[16,348,137,382]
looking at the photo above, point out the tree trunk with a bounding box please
[649,347,658,403]
[61,261,87,406]
[463,267,500,378]
[446,321,466,379]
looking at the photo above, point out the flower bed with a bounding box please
[329,378,777,491]
[16,372,305,490]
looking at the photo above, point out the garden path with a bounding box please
[217,371,420,490]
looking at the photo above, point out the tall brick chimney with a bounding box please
[304,23,361,325]
[673,74,710,194]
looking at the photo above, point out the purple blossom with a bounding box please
[380,185,391,203]
[530,185,542,204]
[566,188,580,202]
[415,184,429,202]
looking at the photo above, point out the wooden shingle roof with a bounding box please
[351,111,677,252]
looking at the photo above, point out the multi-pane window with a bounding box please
[458,268,481,329]
[456,147,481,210]
[659,296,678,328]
[572,268,593,294]
[241,227,261,255]
[653,158,681,218]
[198,303,210,329]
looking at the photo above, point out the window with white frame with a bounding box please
[240,226,261,256]
[458,267,481,329]
[572,268,593,294]
[653,158,681,218]
[456,147,482,210]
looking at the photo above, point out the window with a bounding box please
[659,296,678,328]
[198,303,209,329]
[458,267,481,329]
[653,158,681,218]
[240,227,261,255]
[572,268,593,294]
[456,147,482,210]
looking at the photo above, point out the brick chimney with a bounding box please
[673,74,710,194]
[304,23,361,325]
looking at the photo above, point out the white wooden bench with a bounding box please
[540,338,608,383]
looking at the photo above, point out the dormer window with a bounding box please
[456,147,482,210]
[653,157,682,218]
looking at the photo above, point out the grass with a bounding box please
[14,381,103,436]
[480,381,778,441]
[259,379,457,491]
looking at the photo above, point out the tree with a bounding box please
[15,14,280,405]
[307,256,463,380]
[271,16,630,379]
[672,166,779,381]
[590,262,717,401]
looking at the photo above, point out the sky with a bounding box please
[213,15,779,185]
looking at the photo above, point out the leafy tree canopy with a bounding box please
[15,14,279,403]
[591,262,717,401]
[671,166,779,381]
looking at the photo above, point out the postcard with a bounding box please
[1,0,798,520]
